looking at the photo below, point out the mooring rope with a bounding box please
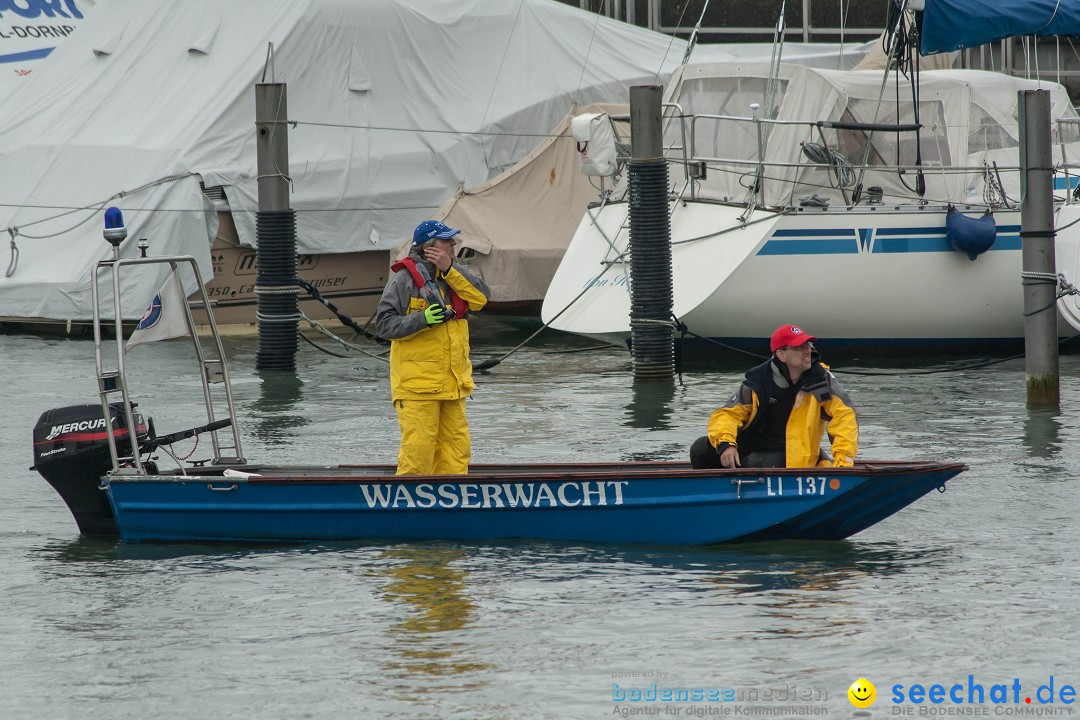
[1,172,197,277]
[298,310,388,362]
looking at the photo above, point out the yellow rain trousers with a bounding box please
[394,397,470,475]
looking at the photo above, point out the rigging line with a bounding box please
[2,172,197,240]
[462,0,526,187]
[852,2,914,194]
[290,119,571,139]
[1028,35,1036,85]
[267,69,293,192]
[576,0,606,94]
[837,0,849,69]
[762,0,788,150]
[0,202,441,215]
[1035,0,1065,35]
[652,0,693,84]
[680,0,711,67]
[677,323,1080,376]
[693,160,1017,209]
[5,228,18,278]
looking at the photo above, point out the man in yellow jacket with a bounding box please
[375,220,490,475]
[689,324,858,469]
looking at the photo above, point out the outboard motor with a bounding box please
[31,403,150,537]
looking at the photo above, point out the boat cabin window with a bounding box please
[673,77,789,163]
[967,103,1018,154]
[833,98,950,167]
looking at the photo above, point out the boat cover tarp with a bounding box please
[922,0,1080,54]
[665,62,1080,210]
[391,46,878,307]
[394,103,630,305]
[0,0,870,321]
[0,0,96,99]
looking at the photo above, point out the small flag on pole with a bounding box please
[125,273,189,351]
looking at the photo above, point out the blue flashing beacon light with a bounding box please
[103,206,127,247]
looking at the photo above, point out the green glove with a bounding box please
[423,304,446,326]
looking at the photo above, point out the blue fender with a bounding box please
[946,206,996,260]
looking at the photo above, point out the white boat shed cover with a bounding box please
[0,0,868,321]
[0,0,96,99]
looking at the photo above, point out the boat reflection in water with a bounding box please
[375,546,490,680]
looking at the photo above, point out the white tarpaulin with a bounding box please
[664,62,1080,209]
[0,0,869,321]
[0,0,96,98]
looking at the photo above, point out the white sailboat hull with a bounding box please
[542,201,1080,347]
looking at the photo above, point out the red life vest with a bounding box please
[390,257,470,319]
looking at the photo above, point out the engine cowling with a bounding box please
[31,403,149,537]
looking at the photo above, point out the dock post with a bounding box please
[1019,89,1059,404]
[254,79,299,371]
[628,85,674,379]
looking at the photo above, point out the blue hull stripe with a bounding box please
[771,228,857,237]
[0,48,54,64]
[758,224,1023,256]
[757,239,859,255]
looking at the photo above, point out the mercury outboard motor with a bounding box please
[31,403,150,537]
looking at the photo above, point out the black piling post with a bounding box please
[627,85,674,379]
[254,79,299,371]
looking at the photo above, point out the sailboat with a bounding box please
[542,1,1080,350]
[541,59,1080,349]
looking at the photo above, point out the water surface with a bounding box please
[3,325,1078,719]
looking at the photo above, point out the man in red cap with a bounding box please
[689,324,858,469]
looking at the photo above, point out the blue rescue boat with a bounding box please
[29,217,966,545]
[95,460,963,545]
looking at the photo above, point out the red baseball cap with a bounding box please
[770,324,816,352]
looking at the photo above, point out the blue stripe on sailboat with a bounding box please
[0,48,54,64]
[875,227,946,236]
[771,228,857,237]
[872,236,951,253]
[758,227,858,255]
[1054,177,1080,190]
[759,224,1024,255]
[757,239,860,255]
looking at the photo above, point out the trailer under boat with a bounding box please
[30,213,966,546]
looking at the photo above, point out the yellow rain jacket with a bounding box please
[376,258,490,402]
[707,358,858,468]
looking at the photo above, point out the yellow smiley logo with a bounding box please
[848,678,876,708]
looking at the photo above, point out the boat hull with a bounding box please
[542,201,1080,348]
[102,461,964,545]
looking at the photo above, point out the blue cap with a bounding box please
[412,220,461,245]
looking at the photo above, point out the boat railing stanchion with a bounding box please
[96,207,145,475]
